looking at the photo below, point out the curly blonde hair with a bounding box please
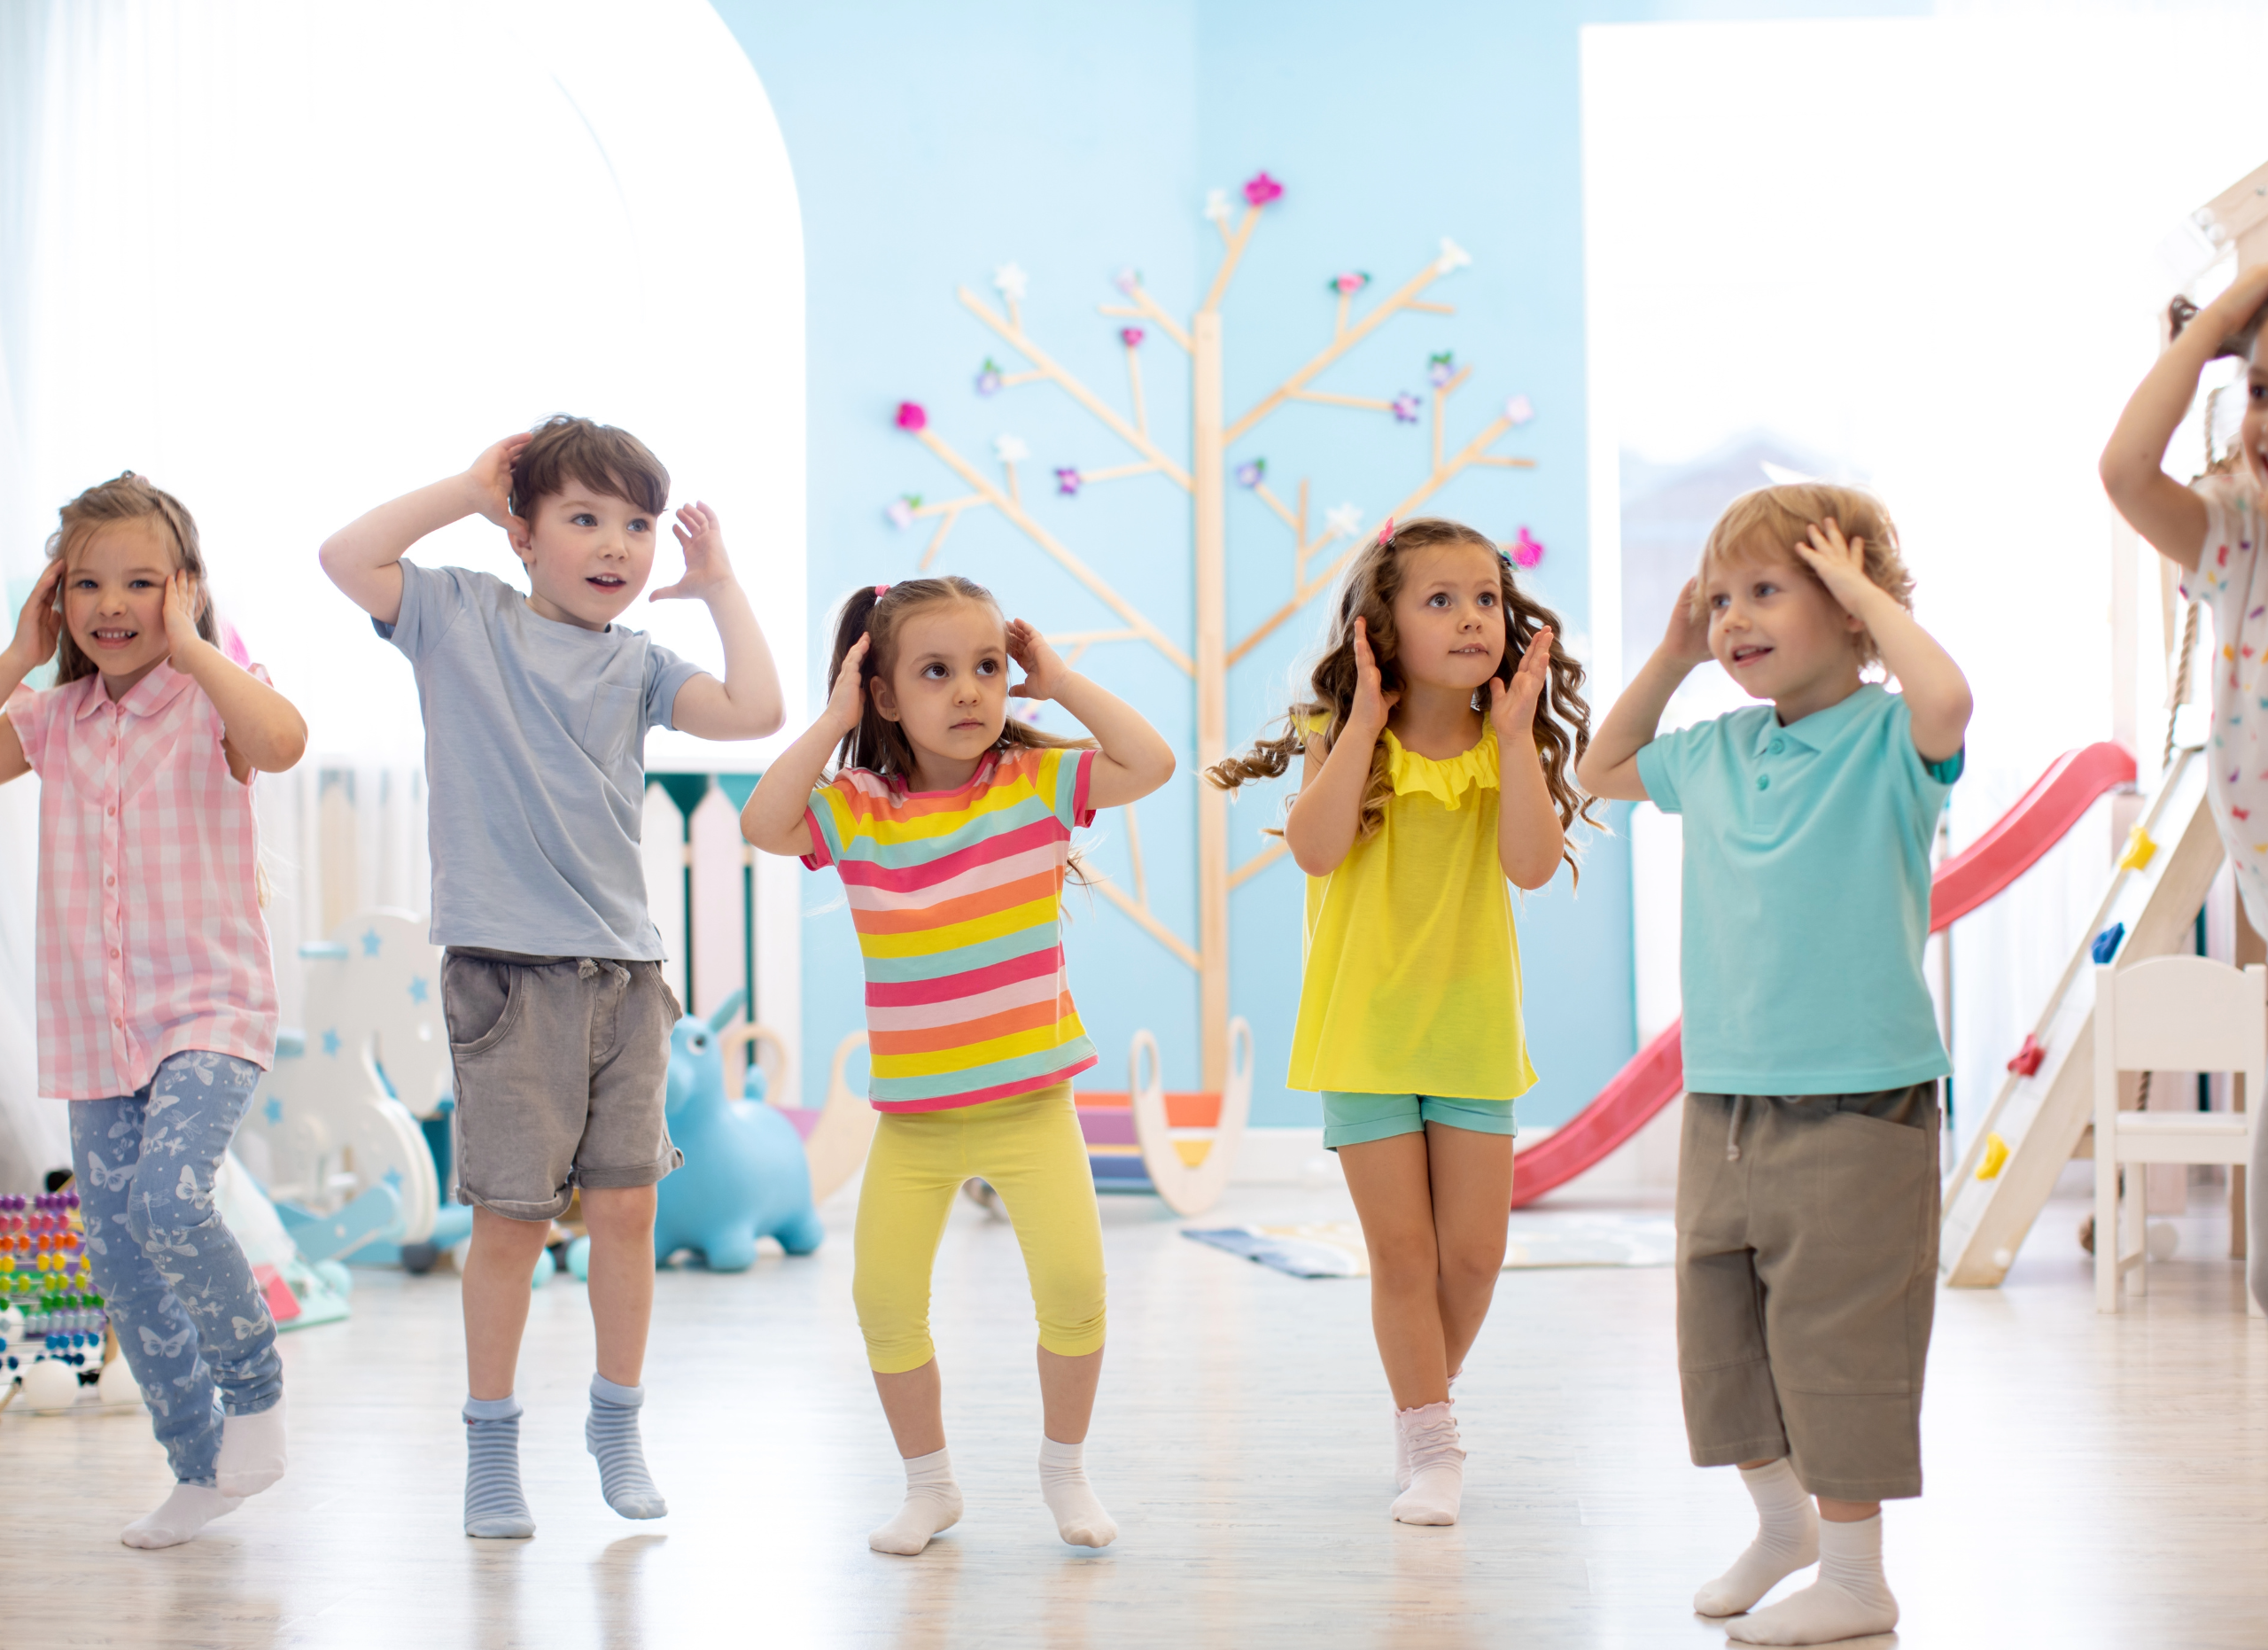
[1694,483,1913,670]
[1204,517,1597,878]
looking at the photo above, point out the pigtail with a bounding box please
[1497,574,1600,880]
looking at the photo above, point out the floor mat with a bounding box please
[1184,1213,1677,1278]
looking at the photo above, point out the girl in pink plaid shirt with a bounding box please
[2,473,308,1550]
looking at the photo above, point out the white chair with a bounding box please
[2092,958,2266,1315]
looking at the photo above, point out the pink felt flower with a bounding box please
[1243,170,1283,207]
[1511,526,1545,569]
[895,401,928,432]
[1391,393,1421,424]
[1056,467,1083,496]
[1120,327,1146,349]
[1330,270,1370,297]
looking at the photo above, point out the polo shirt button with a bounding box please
[110,948,120,960]
[1756,774,1770,790]
[1768,738,1785,754]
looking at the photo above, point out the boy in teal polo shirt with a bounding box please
[1581,483,1970,1647]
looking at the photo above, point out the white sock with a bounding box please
[869,1447,963,1556]
[120,1484,243,1550]
[1388,1400,1464,1525]
[1038,1436,1117,1548]
[215,1396,288,1498]
[1694,1459,1820,1616]
[1728,1512,1899,1645]
[1394,1372,1458,1490]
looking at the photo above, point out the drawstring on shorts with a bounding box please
[576,958,631,988]
[1725,1094,1748,1163]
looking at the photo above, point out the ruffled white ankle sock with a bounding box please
[120,1483,241,1549]
[1728,1513,1898,1645]
[1393,1373,1458,1490]
[1038,1436,1116,1548]
[870,1447,963,1555]
[215,1395,288,1498]
[1695,1459,1819,1616]
[1388,1400,1464,1525]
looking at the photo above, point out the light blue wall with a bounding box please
[710,0,1922,1128]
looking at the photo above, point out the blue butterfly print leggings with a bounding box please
[69,1050,284,1487]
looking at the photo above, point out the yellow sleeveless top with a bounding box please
[1285,722,1538,1101]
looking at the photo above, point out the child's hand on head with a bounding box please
[4,558,63,673]
[161,570,206,656]
[463,432,532,530]
[1792,518,1876,613]
[652,502,734,603]
[826,634,871,735]
[1488,625,1554,744]
[1349,616,1400,734]
[1661,578,1712,669]
[1006,619,1069,703]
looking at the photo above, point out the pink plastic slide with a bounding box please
[1509,742,2140,1208]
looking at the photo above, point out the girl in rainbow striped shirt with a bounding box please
[743,575,1175,1556]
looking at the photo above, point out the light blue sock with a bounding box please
[462,1395,535,1539]
[586,1374,667,1520]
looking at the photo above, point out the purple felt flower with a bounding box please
[1114,267,1142,295]
[1120,327,1146,349]
[1511,526,1545,569]
[1243,170,1284,207]
[895,401,928,432]
[885,495,920,530]
[1391,393,1421,424]
[975,359,1004,396]
[1234,459,1266,488]
[1056,467,1083,496]
[1427,352,1456,387]
[1330,270,1370,297]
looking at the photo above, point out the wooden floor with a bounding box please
[4,1178,2266,1649]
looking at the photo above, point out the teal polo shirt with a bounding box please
[1635,682,1960,1098]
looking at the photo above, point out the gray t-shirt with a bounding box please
[377,559,703,960]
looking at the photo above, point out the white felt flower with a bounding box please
[994,434,1030,463]
[1203,188,1231,222]
[993,261,1029,301]
[1435,237,1472,275]
[1503,394,1535,426]
[1324,502,1365,538]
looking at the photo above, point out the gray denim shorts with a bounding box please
[442,949,685,1223]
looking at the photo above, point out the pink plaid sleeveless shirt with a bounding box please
[5,661,279,1100]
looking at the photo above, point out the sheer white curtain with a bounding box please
[0,0,805,1180]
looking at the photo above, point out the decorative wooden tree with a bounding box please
[889,170,1540,1093]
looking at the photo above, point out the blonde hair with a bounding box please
[1694,483,1913,670]
[45,472,216,685]
[1205,516,1596,878]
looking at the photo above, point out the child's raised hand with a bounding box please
[4,558,63,674]
[1791,518,1876,614]
[462,432,532,530]
[652,502,734,602]
[1005,618,1069,702]
[161,570,207,656]
[1348,616,1400,734]
[1660,578,1712,668]
[1489,624,1554,743]
[825,634,872,735]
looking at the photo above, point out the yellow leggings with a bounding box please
[853,1081,1107,1374]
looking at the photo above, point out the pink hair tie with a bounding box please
[874,583,890,596]
[1377,518,1396,547]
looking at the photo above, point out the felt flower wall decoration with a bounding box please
[1324,502,1364,538]
[1114,268,1142,295]
[1503,394,1535,426]
[1120,327,1146,348]
[1427,351,1456,387]
[994,434,1030,464]
[1510,526,1545,569]
[993,261,1029,302]
[975,359,1004,396]
[1329,271,1370,297]
[895,401,928,432]
[1055,467,1083,496]
[885,495,920,530]
[1391,393,1422,424]
[1434,237,1472,275]
[1243,171,1284,207]
[1234,459,1266,488]
[1203,189,1232,223]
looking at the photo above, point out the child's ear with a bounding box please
[505,512,536,564]
[869,673,902,724]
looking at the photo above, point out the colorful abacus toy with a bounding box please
[0,1190,125,1413]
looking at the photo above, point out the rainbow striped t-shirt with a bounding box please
[801,744,1100,1112]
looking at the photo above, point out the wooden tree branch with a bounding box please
[1227,837,1290,891]
[1127,343,1148,437]
[916,427,1194,674]
[1099,287,1192,352]
[1252,480,1301,535]
[1091,876,1200,969]
[1224,257,1456,446]
[1287,388,1396,413]
[914,497,987,571]
[958,287,1194,491]
[1079,461,1161,486]
[1200,206,1260,316]
[1123,799,1149,906]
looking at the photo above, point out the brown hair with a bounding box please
[509,415,670,520]
[1205,517,1596,877]
[44,472,217,686]
[823,576,1097,785]
[1694,483,1913,670]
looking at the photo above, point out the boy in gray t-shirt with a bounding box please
[321,416,783,1539]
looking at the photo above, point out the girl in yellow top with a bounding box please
[1209,516,1594,1527]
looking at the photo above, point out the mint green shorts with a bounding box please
[1321,1091,1518,1149]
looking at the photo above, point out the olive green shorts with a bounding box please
[1320,1091,1518,1150]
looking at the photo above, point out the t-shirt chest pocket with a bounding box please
[579,681,642,773]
